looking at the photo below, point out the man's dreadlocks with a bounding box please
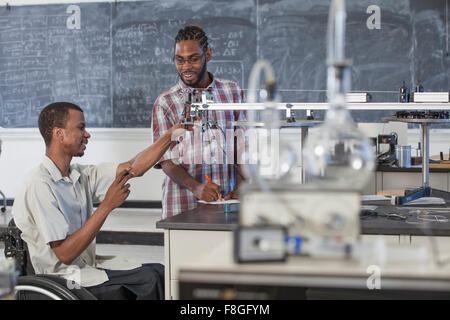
[175,24,209,52]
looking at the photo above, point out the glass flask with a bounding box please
[302,98,374,190]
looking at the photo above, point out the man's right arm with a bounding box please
[160,160,221,202]
[50,170,132,265]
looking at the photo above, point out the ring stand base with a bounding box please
[392,187,450,205]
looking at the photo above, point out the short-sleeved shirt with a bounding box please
[12,156,140,287]
[153,73,245,218]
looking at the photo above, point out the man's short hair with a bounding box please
[175,24,209,52]
[38,102,83,146]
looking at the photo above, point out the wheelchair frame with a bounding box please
[1,220,97,300]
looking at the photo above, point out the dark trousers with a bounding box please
[86,263,165,300]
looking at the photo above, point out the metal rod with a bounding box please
[422,124,430,187]
[300,127,308,184]
[202,102,450,111]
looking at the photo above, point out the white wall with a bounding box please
[407,128,450,159]
[0,128,165,200]
[1,126,449,201]
[359,123,450,158]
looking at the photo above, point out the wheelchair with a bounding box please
[0,139,95,299]
[1,219,97,300]
[0,140,7,213]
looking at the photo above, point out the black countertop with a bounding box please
[377,165,450,173]
[156,204,238,231]
[156,201,450,237]
[360,201,450,236]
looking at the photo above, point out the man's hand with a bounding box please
[169,122,185,140]
[170,119,196,140]
[193,182,221,202]
[101,169,133,212]
[224,189,239,200]
[179,116,198,133]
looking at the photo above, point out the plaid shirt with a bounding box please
[153,73,245,218]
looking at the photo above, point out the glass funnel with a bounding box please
[240,60,297,184]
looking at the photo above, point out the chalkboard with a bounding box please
[111,0,256,126]
[0,0,448,127]
[0,3,112,127]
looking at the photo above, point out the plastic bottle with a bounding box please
[415,80,424,92]
[399,81,408,102]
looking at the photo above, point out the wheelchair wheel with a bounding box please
[15,275,96,300]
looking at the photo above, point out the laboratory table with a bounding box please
[156,200,450,299]
[157,201,450,235]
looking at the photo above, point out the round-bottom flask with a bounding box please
[303,103,374,190]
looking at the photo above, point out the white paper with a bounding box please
[361,195,391,201]
[361,205,378,211]
[198,199,240,205]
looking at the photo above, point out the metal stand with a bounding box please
[382,117,450,204]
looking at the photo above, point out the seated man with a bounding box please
[12,102,184,300]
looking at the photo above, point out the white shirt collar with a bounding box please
[42,155,80,183]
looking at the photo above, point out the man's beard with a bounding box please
[180,61,208,88]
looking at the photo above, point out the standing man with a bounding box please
[153,24,245,218]
[12,102,185,299]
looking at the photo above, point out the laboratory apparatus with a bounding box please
[234,0,370,263]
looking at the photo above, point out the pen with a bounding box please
[204,174,222,201]
[204,173,212,184]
